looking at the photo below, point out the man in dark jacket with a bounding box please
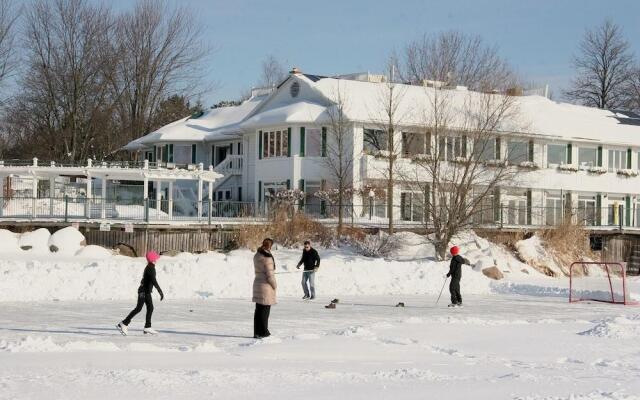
[446,246,470,307]
[117,251,164,335]
[297,240,320,300]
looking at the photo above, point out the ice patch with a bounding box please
[374,368,455,381]
[0,337,119,352]
[333,326,376,338]
[192,341,221,352]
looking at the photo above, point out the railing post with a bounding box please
[208,199,212,225]
[619,204,624,231]
[64,195,69,222]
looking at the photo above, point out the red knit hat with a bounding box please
[450,246,460,256]
[146,251,160,264]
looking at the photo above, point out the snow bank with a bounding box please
[0,229,20,252]
[48,226,86,255]
[18,228,51,253]
[75,245,113,259]
[578,315,640,339]
[0,230,572,302]
[0,246,498,301]
[515,235,563,276]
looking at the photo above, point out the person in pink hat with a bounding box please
[117,251,164,335]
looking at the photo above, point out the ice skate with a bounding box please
[116,322,128,336]
[143,327,158,335]
[448,303,457,307]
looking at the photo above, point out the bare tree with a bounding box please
[0,0,19,94]
[319,82,355,236]
[564,20,633,109]
[401,31,514,91]
[258,54,288,88]
[7,0,115,162]
[367,61,409,234]
[399,87,521,259]
[110,0,210,148]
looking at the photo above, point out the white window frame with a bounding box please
[608,149,627,172]
[262,129,289,159]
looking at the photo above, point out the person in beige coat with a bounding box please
[252,238,277,338]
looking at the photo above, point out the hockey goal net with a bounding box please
[569,262,633,305]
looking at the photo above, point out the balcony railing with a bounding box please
[0,196,638,230]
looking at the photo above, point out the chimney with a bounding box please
[290,67,302,75]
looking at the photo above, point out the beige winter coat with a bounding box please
[252,249,277,305]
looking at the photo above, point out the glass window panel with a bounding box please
[547,144,566,166]
[402,132,425,157]
[307,128,322,157]
[363,129,386,153]
[275,131,281,157]
[173,145,192,164]
[474,138,495,161]
[507,141,528,164]
[578,147,597,169]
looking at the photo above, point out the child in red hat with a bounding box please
[117,251,164,335]
[446,246,471,307]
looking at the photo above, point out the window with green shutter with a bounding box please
[321,127,327,157]
[258,181,262,202]
[286,179,290,189]
[526,190,532,225]
[528,140,534,162]
[495,138,501,160]
[596,194,602,225]
[567,143,572,164]
[597,146,603,167]
[258,131,263,160]
[300,127,305,157]
[627,148,632,169]
[191,144,197,164]
[287,128,292,157]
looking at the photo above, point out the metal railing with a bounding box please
[0,196,638,229]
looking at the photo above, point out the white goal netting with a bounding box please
[569,262,631,304]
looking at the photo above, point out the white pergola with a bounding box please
[0,158,223,219]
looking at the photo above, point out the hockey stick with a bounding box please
[435,276,448,305]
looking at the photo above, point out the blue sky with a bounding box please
[110,0,640,106]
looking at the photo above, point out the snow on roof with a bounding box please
[126,73,640,150]
[126,94,267,149]
[241,101,330,128]
[309,77,640,145]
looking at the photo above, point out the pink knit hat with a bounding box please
[146,251,160,264]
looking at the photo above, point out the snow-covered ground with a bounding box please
[1,227,639,399]
[1,296,639,400]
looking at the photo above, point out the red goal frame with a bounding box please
[569,262,636,305]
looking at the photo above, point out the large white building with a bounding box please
[124,69,640,228]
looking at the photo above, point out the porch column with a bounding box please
[207,181,213,218]
[49,176,56,217]
[155,181,162,219]
[143,177,149,222]
[32,175,38,219]
[85,175,92,219]
[143,177,149,199]
[168,181,174,219]
[197,177,203,219]
[101,177,107,219]
[0,175,4,217]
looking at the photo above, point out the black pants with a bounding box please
[123,291,154,328]
[449,278,462,304]
[253,303,271,338]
